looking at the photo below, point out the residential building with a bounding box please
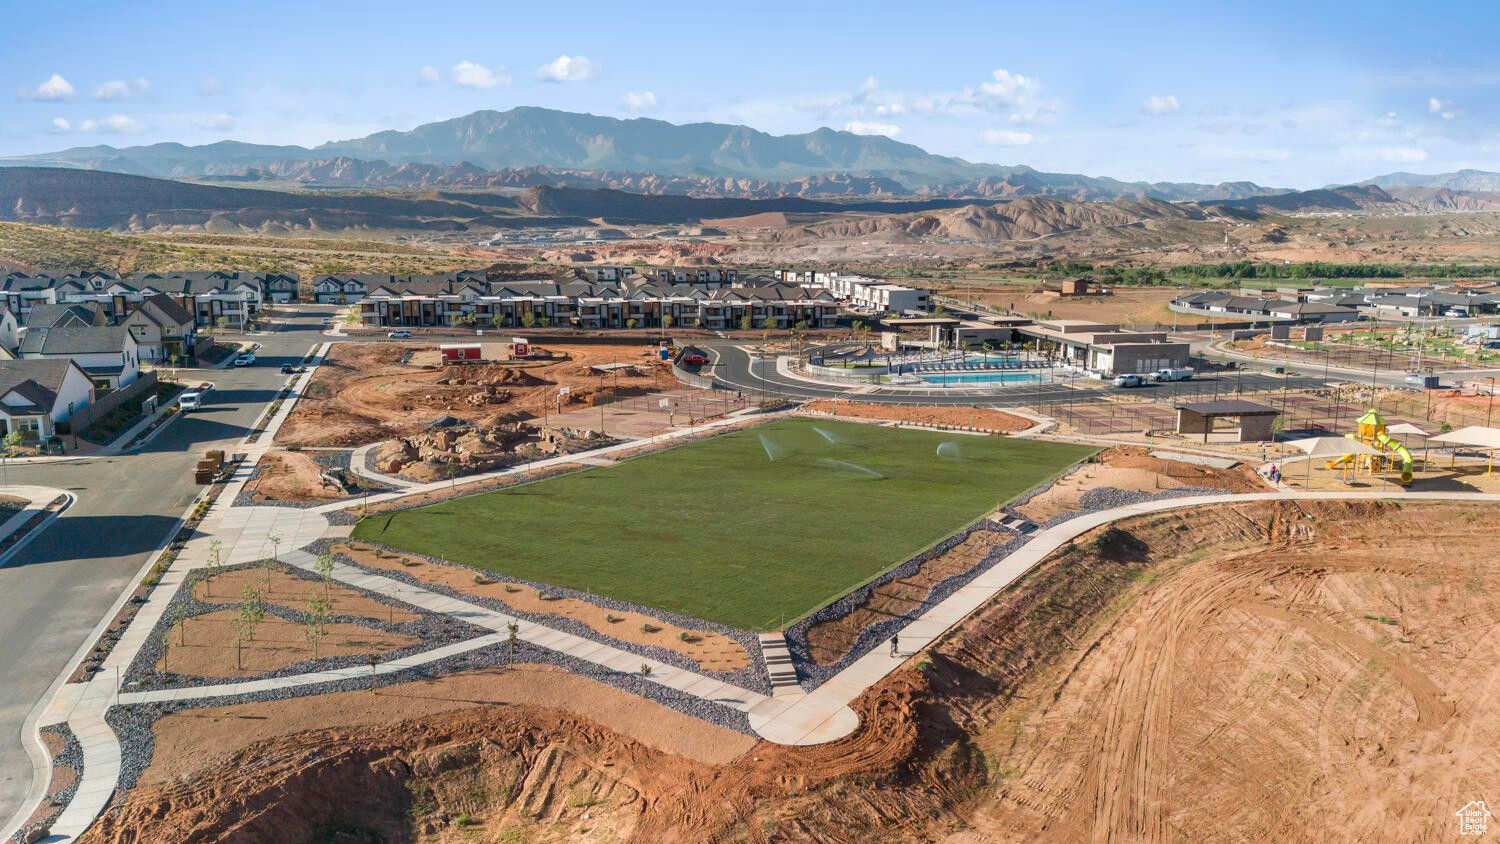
[0,358,94,438]
[1017,320,1190,376]
[19,323,141,390]
[118,294,198,362]
[1170,291,1359,323]
[795,271,932,314]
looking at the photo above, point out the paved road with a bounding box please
[0,307,331,823]
[702,343,1326,406]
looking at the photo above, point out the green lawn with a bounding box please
[352,418,1096,630]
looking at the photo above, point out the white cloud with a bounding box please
[196,113,236,131]
[92,78,150,101]
[622,91,657,112]
[1143,94,1180,115]
[198,77,224,96]
[18,73,75,102]
[844,120,900,137]
[48,117,71,133]
[419,66,440,84]
[536,55,599,83]
[78,114,144,134]
[1427,96,1458,120]
[1339,145,1429,164]
[451,61,511,89]
[982,128,1034,146]
[959,69,1056,121]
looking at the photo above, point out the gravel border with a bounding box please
[8,724,82,844]
[120,561,489,693]
[314,537,770,695]
[103,634,753,800]
[783,483,1233,689]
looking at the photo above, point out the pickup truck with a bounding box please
[1151,368,1194,382]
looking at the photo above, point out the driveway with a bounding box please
[0,308,327,822]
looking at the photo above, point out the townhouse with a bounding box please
[791,270,932,313]
[0,270,274,328]
[354,275,839,330]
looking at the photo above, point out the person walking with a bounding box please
[890,633,899,657]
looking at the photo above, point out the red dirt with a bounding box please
[335,542,749,671]
[193,567,419,624]
[806,530,1007,666]
[246,449,347,503]
[83,500,1500,842]
[804,399,1032,432]
[1018,444,1269,521]
[156,609,419,678]
[277,341,679,447]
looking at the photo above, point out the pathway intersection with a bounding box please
[10,336,1500,842]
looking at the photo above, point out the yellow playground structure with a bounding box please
[1328,409,1414,484]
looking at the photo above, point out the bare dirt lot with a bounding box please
[245,449,349,504]
[1016,444,1269,521]
[83,499,1500,843]
[803,400,1032,432]
[157,609,419,678]
[277,341,678,447]
[193,568,419,624]
[335,541,750,671]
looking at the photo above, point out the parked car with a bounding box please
[1112,373,1145,388]
[387,330,412,338]
[233,353,256,367]
[279,363,306,374]
[1151,368,1195,382]
[680,348,709,365]
[178,390,204,411]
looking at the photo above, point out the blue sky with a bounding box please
[3,0,1495,187]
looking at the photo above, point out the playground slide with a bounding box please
[1374,431,1415,484]
[1325,434,1415,484]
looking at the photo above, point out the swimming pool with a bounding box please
[919,371,1043,386]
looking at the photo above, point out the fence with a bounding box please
[1036,382,1387,438]
[60,371,160,434]
[592,388,749,420]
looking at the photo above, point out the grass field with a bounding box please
[353,419,1095,630]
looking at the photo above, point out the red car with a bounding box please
[681,351,708,365]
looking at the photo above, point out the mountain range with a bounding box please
[0,106,1287,201]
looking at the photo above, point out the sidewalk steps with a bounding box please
[757,632,803,696]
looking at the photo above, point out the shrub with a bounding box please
[679,631,701,643]
[606,614,623,623]
[640,622,662,634]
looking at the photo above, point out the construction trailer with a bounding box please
[439,343,484,364]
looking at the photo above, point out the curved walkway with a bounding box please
[746,488,1500,744]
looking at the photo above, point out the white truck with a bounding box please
[1151,368,1194,382]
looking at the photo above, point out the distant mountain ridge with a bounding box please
[1354,169,1500,192]
[0,106,1288,201]
[1207,183,1500,214]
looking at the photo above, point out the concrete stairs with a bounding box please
[993,514,1037,534]
[758,632,802,697]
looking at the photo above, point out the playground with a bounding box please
[351,418,1096,630]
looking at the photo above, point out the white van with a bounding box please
[178,390,204,411]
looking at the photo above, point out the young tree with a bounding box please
[233,586,266,671]
[761,315,777,342]
[170,602,189,647]
[626,318,639,331]
[204,538,223,597]
[661,312,674,338]
[314,550,336,599]
[638,663,653,693]
[507,620,519,665]
[520,311,537,329]
[303,594,332,658]
[738,313,754,332]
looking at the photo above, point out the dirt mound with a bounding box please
[247,449,349,504]
[1018,444,1268,521]
[84,500,1500,842]
[278,342,677,447]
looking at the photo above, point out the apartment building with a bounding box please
[0,270,272,328]
[354,275,838,330]
[789,270,932,314]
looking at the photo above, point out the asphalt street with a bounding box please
[0,307,331,824]
[701,342,1329,406]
